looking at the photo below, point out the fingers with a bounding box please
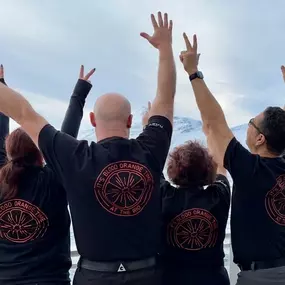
[183,33,192,50]
[163,13,168,28]
[281,65,285,75]
[147,101,151,111]
[140,32,151,42]
[151,14,158,29]
[169,20,173,31]
[158,12,163,27]
[79,65,84,79]
[0,64,3,78]
[84,68,96,80]
[180,51,187,62]
[193,34,198,51]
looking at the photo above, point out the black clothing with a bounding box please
[38,115,172,262]
[0,79,92,285]
[224,137,285,265]
[160,174,230,285]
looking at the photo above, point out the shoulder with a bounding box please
[206,174,231,202]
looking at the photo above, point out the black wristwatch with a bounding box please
[189,71,204,81]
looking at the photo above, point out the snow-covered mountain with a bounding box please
[80,116,248,149]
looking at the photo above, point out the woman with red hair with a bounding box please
[0,65,95,285]
[143,105,231,285]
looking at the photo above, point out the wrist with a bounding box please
[187,68,199,76]
[158,44,173,57]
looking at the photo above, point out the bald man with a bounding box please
[0,12,176,285]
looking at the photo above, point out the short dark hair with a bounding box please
[167,140,217,187]
[260,107,285,155]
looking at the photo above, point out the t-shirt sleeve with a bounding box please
[224,137,259,186]
[136,115,172,172]
[38,124,90,185]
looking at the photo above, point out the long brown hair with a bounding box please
[0,128,43,200]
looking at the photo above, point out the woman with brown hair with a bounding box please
[0,65,95,285]
[142,104,231,285]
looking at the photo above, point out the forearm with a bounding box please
[61,79,92,138]
[0,83,33,124]
[157,45,176,98]
[0,79,10,134]
[191,78,225,124]
[150,45,176,118]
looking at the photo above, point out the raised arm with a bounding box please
[0,65,10,167]
[61,65,95,137]
[282,65,285,110]
[140,12,176,124]
[180,33,234,166]
[0,77,48,147]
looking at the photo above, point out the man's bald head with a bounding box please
[94,93,131,123]
[90,93,133,140]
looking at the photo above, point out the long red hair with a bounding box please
[0,128,43,200]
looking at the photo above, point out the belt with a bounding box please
[78,256,156,273]
[238,257,285,271]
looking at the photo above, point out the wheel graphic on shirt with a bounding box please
[0,199,49,243]
[167,208,218,251]
[94,161,154,216]
[265,174,285,226]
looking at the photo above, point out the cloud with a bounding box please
[1,0,285,128]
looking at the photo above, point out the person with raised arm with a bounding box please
[142,103,230,285]
[0,12,176,285]
[0,65,94,285]
[180,32,285,285]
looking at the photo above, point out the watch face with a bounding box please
[197,71,204,79]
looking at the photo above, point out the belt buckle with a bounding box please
[117,263,127,272]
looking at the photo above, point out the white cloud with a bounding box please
[1,0,285,127]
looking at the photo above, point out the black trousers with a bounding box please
[73,266,161,285]
[162,265,230,285]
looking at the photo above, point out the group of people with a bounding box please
[0,11,285,285]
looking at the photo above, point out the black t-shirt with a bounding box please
[224,137,285,264]
[0,78,92,284]
[38,115,172,261]
[0,167,71,284]
[160,174,230,267]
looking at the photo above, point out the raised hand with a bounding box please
[140,12,173,49]
[180,33,200,75]
[79,65,95,83]
[0,64,4,80]
[281,65,285,82]
[142,101,152,127]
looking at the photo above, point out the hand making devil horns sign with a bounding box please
[140,12,173,49]
[180,33,200,75]
[79,65,95,83]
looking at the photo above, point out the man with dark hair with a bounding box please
[179,31,285,285]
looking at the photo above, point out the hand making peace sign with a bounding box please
[180,33,200,75]
[79,65,95,83]
[140,12,173,49]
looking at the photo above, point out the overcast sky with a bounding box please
[1,0,285,133]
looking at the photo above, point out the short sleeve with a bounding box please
[136,116,172,172]
[38,124,90,184]
[224,137,259,185]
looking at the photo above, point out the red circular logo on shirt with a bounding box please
[94,161,154,216]
[0,199,49,243]
[167,208,218,251]
[265,174,285,225]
